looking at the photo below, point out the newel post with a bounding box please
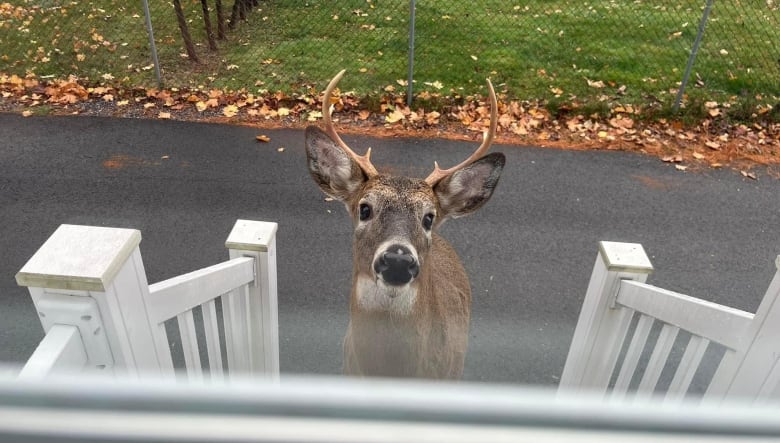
[225,219,279,378]
[15,224,168,378]
[706,255,780,403]
[559,241,654,394]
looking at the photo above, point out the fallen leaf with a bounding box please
[22,110,32,117]
[158,112,171,119]
[256,135,271,142]
[385,109,405,124]
[609,116,634,129]
[675,164,688,171]
[662,155,683,163]
[692,152,705,160]
[277,107,290,117]
[705,141,721,150]
[277,147,285,152]
[223,105,239,117]
[741,170,757,180]
[586,78,605,88]
[426,111,441,125]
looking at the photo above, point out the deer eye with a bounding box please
[422,213,434,231]
[359,203,372,221]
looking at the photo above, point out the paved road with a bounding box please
[1,114,778,385]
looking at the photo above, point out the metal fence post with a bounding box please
[406,0,416,108]
[673,0,714,112]
[142,0,163,87]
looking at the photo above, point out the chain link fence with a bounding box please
[1,0,778,112]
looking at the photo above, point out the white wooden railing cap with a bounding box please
[15,224,142,292]
[225,219,278,252]
[598,241,654,273]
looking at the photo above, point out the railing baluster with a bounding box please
[665,335,710,404]
[177,311,203,382]
[611,314,653,401]
[635,324,680,401]
[223,287,249,375]
[201,299,224,379]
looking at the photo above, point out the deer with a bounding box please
[305,70,505,379]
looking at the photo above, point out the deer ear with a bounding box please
[434,152,505,220]
[305,126,367,201]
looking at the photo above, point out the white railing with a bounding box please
[559,241,780,404]
[15,219,279,381]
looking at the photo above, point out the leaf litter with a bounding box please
[1,73,777,178]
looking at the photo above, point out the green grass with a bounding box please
[1,0,778,120]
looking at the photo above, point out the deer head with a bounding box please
[305,70,504,309]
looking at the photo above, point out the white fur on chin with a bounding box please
[356,276,417,316]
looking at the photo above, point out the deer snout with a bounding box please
[373,244,419,287]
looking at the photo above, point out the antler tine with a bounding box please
[322,70,378,178]
[424,79,498,186]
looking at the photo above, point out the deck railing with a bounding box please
[15,219,279,381]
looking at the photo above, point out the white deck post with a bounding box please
[706,255,780,403]
[15,224,170,378]
[225,219,280,378]
[558,241,654,395]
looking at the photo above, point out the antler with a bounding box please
[424,79,498,186]
[322,70,378,178]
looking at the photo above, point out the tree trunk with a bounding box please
[228,0,242,30]
[239,0,252,20]
[200,0,217,50]
[215,0,226,40]
[173,0,199,62]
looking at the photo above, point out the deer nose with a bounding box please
[374,245,419,286]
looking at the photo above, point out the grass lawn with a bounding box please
[1,0,778,120]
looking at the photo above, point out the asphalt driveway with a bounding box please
[1,114,778,385]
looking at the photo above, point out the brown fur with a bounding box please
[344,229,471,379]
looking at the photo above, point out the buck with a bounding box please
[305,71,504,379]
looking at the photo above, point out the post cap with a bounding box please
[16,224,142,292]
[598,241,654,273]
[225,219,278,252]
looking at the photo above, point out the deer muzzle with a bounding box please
[373,244,419,288]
